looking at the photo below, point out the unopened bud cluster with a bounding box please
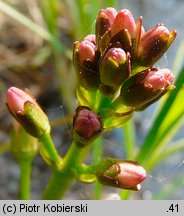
[73,7,176,115]
[5,7,176,192]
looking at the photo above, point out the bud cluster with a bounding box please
[73,7,176,123]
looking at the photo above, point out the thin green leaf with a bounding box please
[145,88,184,170]
[92,136,103,200]
[172,40,184,76]
[137,67,184,164]
[39,0,59,36]
[156,138,184,165]
[122,119,136,159]
[63,0,82,39]
[0,1,65,53]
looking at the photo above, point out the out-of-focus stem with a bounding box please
[19,159,32,200]
[92,137,103,199]
[123,120,136,160]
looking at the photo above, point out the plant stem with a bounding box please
[92,137,103,199]
[42,141,91,199]
[39,133,62,168]
[19,159,32,200]
[120,189,132,200]
[123,120,136,160]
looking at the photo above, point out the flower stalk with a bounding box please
[10,122,38,200]
[19,158,32,200]
[42,141,91,199]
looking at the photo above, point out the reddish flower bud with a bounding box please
[141,68,174,91]
[111,9,136,38]
[7,87,36,116]
[6,87,50,137]
[100,48,130,90]
[96,8,117,46]
[78,41,96,64]
[102,7,117,25]
[84,34,96,44]
[115,161,146,190]
[73,41,100,91]
[96,159,146,190]
[73,106,103,147]
[137,24,177,67]
[118,68,174,108]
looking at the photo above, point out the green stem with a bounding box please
[42,141,91,199]
[123,120,136,160]
[120,189,132,200]
[92,137,103,199]
[39,133,62,168]
[95,92,113,117]
[19,159,32,200]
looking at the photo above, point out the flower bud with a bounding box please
[84,34,96,44]
[78,41,96,64]
[6,87,50,138]
[96,8,117,46]
[100,48,130,90]
[111,9,136,38]
[73,106,103,147]
[96,159,146,190]
[73,41,100,91]
[137,24,177,67]
[119,68,174,108]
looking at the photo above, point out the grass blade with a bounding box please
[137,67,184,164]
[122,119,136,159]
[0,1,65,53]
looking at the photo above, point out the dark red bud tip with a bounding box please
[73,106,103,145]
